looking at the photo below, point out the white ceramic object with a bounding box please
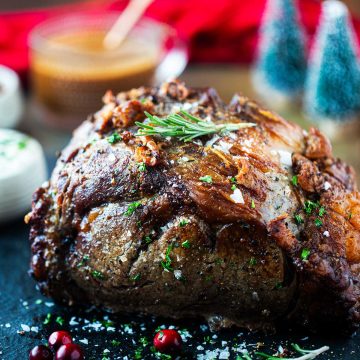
[0,129,47,223]
[0,65,23,128]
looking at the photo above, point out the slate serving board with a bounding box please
[0,159,359,359]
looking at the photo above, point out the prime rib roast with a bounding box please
[27,80,360,333]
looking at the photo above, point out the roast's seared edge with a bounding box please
[26,80,360,333]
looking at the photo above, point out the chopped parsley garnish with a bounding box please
[131,273,141,282]
[17,139,27,149]
[314,218,323,227]
[137,162,146,172]
[349,212,353,219]
[91,270,104,280]
[111,340,121,346]
[301,248,311,261]
[231,184,237,191]
[199,175,213,184]
[294,214,304,224]
[318,206,326,217]
[55,316,64,326]
[179,218,189,227]
[249,257,257,266]
[161,245,174,272]
[102,319,114,328]
[251,199,256,209]
[230,177,237,183]
[143,235,153,244]
[124,201,141,216]
[304,200,319,214]
[215,258,224,265]
[134,347,143,360]
[291,175,298,186]
[77,255,90,268]
[107,132,122,144]
[43,313,52,325]
[275,282,283,289]
[139,336,149,347]
[181,240,190,249]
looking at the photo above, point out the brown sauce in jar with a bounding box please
[30,30,159,126]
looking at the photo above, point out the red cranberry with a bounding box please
[153,329,182,354]
[55,344,84,360]
[48,331,72,350]
[29,345,53,360]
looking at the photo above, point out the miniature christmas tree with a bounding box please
[252,0,307,108]
[304,0,360,123]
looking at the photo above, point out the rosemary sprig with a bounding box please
[255,343,329,360]
[135,110,255,142]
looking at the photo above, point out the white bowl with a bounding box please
[0,129,47,223]
[0,65,23,128]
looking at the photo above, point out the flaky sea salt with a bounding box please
[230,188,244,204]
[277,150,292,167]
[323,230,330,237]
[174,270,183,280]
[20,324,30,332]
[324,181,331,190]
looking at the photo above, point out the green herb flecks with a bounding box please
[181,240,190,249]
[249,257,257,266]
[43,313,52,325]
[134,346,143,360]
[199,175,213,184]
[179,218,189,227]
[251,199,256,209]
[137,162,147,172]
[314,218,323,227]
[111,340,121,346]
[55,316,64,326]
[136,110,256,142]
[77,255,90,268]
[139,336,149,347]
[304,200,319,215]
[131,273,141,282]
[301,248,311,261]
[318,206,326,217]
[17,139,28,150]
[291,175,298,186]
[143,235,153,244]
[102,319,114,328]
[107,132,122,144]
[161,245,174,272]
[294,214,304,224]
[124,201,141,216]
[231,184,237,191]
[91,270,104,280]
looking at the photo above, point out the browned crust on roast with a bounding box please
[27,79,360,333]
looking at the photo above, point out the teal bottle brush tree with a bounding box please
[252,0,307,109]
[303,0,360,125]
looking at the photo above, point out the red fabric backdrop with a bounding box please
[1,0,360,82]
